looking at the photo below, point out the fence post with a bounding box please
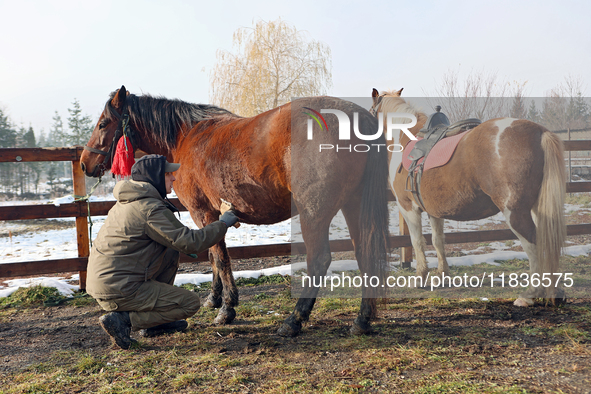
[399,213,412,269]
[72,147,89,291]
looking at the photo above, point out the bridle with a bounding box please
[369,95,383,117]
[83,104,132,176]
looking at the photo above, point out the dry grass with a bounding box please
[1,267,591,393]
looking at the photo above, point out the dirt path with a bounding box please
[1,217,591,392]
[1,267,590,393]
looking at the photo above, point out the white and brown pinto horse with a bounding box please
[371,89,567,306]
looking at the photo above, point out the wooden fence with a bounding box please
[1,142,591,291]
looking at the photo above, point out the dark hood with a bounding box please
[130,154,167,198]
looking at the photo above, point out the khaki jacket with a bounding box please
[86,180,227,299]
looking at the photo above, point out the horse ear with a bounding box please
[112,86,127,110]
[397,88,404,96]
[372,88,380,105]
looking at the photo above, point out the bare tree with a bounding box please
[209,19,332,117]
[428,68,512,122]
[541,74,590,131]
[509,81,529,119]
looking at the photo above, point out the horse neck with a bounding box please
[124,94,237,160]
[379,97,427,146]
[132,126,175,158]
[124,96,186,159]
[400,115,427,146]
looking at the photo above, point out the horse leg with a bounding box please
[192,211,237,324]
[277,217,332,337]
[202,252,223,309]
[502,209,554,307]
[209,239,238,324]
[187,211,223,309]
[429,215,450,276]
[399,204,429,281]
[352,293,377,335]
[341,198,378,335]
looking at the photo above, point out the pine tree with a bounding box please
[37,129,47,147]
[567,93,590,128]
[541,75,590,131]
[0,108,17,148]
[47,111,69,179]
[509,81,528,119]
[527,101,541,124]
[0,108,18,194]
[22,126,36,148]
[48,111,66,147]
[67,99,93,146]
[510,95,527,119]
[20,126,43,195]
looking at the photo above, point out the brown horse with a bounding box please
[370,89,567,306]
[81,86,390,336]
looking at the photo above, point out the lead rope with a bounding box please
[72,176,103,247]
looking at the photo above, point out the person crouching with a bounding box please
[86,154,239,349]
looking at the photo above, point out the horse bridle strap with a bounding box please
[370,97,383,116]
[83,146,109,156]
[83,106,130,163]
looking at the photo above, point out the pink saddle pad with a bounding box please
[402,130,470,172]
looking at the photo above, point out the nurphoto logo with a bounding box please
[304,108,418,152]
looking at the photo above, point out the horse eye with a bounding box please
[99,122,108,129]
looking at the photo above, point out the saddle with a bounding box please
[405,106,481,211]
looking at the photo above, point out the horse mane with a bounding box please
[378,91,424,117]
[375,91,429,134]
[104,91,238,151]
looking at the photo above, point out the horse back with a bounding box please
[395,118,547,220]
[172,105,293,225]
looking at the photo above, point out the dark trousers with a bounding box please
[96,252,200,330]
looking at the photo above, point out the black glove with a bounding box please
[219,210,239,228]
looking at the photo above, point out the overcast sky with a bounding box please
[1,0,589,136]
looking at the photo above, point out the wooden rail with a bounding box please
[0,147,81,163]
[1,181,590,222]
[2,141,591,288]
[1,147,89,289]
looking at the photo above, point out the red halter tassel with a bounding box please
[111,135,135,177]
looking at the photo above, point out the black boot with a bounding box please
[99,311,136,349]
[139,320,189,338]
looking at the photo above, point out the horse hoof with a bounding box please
[543,297,567,307]
[437,269,450,277]
[277,322,301,337]
[544,287,567,306]
[350,317,372,335]
[544,294,567,307]
[213,307,236,325]
[203,294,222,309]
[514,297,534,307]
[417,267,429,283]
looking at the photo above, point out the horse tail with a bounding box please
[359,117,390,302]
[535,131,566,291]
